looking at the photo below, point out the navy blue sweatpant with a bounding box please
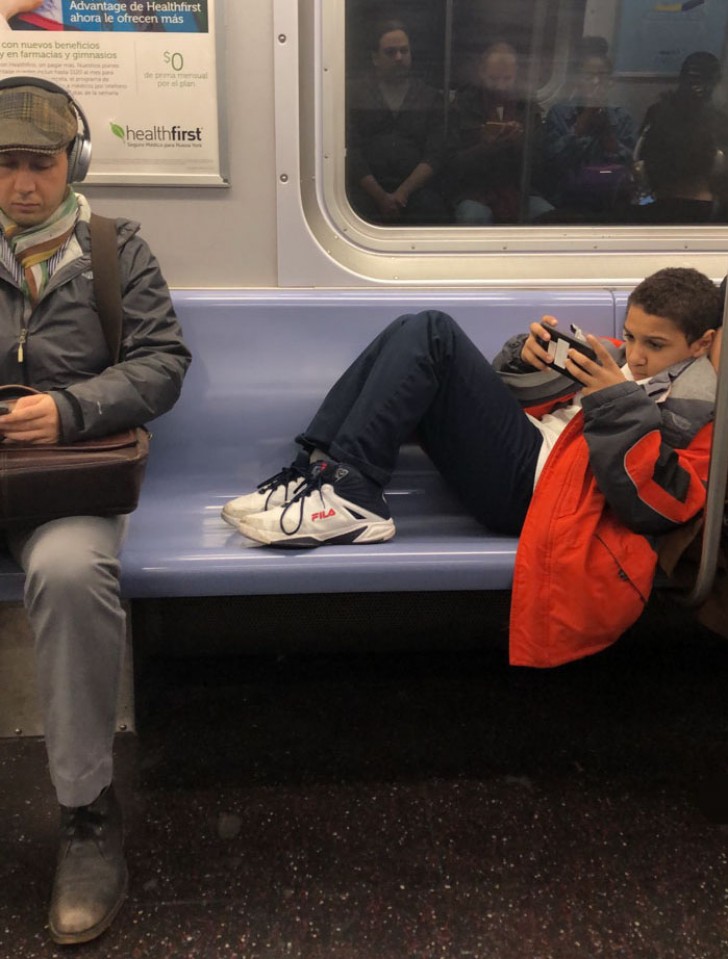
[299,311,543,534]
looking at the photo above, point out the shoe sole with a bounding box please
[238,518,396,548]
[49,867,129,945]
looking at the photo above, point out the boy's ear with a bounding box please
[709,327,722,371]
[690,328,716,358]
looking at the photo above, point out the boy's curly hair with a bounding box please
[628,267,722,342]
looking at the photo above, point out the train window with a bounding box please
[345,0,572,228]
[279,0,728,286]
[343,0,728,229]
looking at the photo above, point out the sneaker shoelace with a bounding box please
[257,463,307,509]
[278,462,331,535]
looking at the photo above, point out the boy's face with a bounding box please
[623,304,715,380]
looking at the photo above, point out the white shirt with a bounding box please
[527,363,656,488]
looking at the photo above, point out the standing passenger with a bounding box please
[0,77,191,943]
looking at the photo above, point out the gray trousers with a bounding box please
[6,515,128,808]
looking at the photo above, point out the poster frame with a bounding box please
[2,0,228,188]
[612,0,728,79]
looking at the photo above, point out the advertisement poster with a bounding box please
[0,0,225,185]
[614,0,728,76]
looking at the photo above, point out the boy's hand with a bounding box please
[521,315,558,369]
[565,336,627,396]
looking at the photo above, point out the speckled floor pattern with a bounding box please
[0,593,726,959]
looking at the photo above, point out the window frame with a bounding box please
[274,0,728,288]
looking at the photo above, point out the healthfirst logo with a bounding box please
[110,122,203,149]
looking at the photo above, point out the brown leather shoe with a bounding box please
[48,784,128,945]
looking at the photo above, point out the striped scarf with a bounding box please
[0,189,79,303]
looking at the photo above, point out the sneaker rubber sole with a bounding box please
[238,517,396,548]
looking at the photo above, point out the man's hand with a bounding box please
[499,120,524,143]
[390,187,409,211]
[0,393,61,444]
[375,192,404,222]
[521,315,559,369]
[564,336,627,396]
[574,107,602,136]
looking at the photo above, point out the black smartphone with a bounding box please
[537,328,598,381]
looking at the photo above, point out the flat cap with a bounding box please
[0,85,78,154]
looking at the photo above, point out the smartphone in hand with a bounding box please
[537,327,597,382]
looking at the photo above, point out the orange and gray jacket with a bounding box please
[494,334,716,667]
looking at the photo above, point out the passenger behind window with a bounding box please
[446,40,552,225]
[629,105,725,224]
[639,51,728,206]
[346,18,449,226]
[543,36,636,217]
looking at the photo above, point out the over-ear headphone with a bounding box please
[0,75,91,183]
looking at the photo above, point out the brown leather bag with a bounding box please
[0,215,150,528]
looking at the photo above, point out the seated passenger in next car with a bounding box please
[640,51,728,206]
[544,36,636,216]
[631,95,726,223]
[346,18,449,225]
[223,270,721,670]
[447,40,553,224]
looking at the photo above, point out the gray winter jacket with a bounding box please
[494,332,716,535]
[0,217,191,442]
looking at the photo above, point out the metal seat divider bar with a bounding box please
[682,291,728,607]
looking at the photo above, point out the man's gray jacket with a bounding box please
[0,217,191,441]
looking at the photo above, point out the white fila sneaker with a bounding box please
[221,455,308,527]
[238,460,396,548]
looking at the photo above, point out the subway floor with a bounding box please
[1,592,727,959]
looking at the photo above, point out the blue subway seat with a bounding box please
[0,290,618,602]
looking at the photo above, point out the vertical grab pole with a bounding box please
[681,285,728,606]
[518,0,549,222]
[443,0,454,136]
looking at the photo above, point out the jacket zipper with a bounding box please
[17,327,27,364]
[595,532,648,605]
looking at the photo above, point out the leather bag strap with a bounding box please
[89,213,123,364]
